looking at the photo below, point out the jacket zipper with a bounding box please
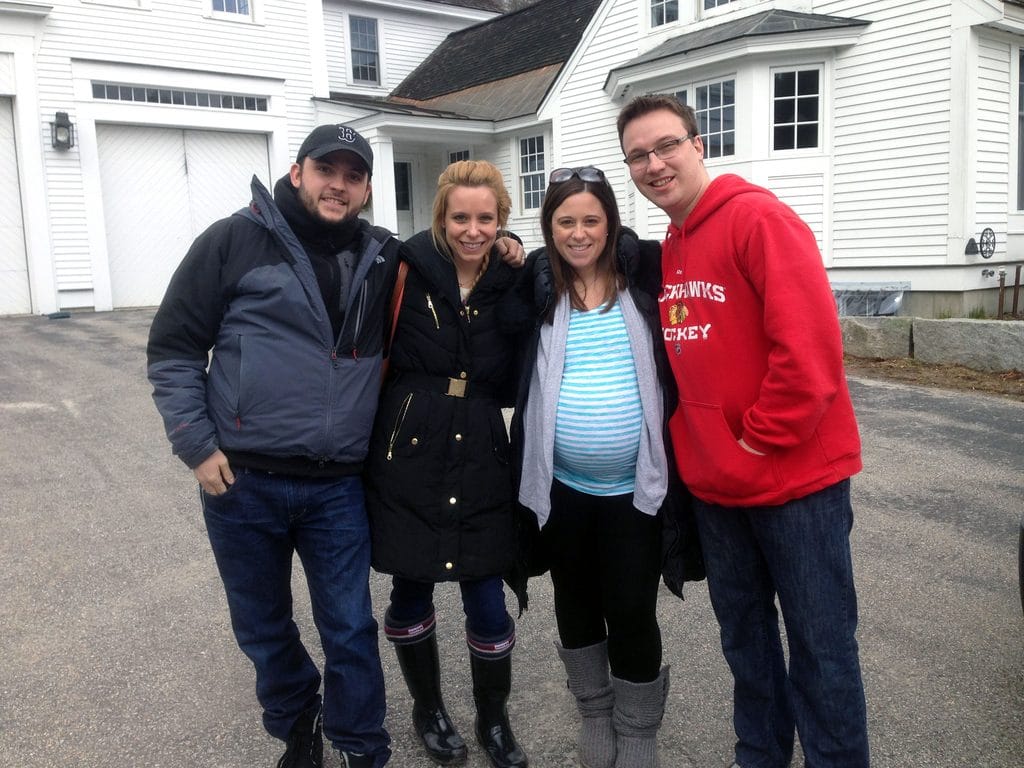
[351,281,368,358]
[386,393,414,461]
[425,293,440,329]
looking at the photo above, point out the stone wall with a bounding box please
[840,317,1024,372]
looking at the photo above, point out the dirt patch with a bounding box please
[844,355,1024,402]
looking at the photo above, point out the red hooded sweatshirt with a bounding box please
[660,174,862,507]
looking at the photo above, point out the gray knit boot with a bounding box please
[555,641,616,768]
[611,667,670,768]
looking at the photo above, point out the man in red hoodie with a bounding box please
[617,94,869,768]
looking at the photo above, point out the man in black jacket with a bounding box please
[148,124,400,768]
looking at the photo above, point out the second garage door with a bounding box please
[97,125,271,308]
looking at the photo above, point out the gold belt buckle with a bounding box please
[446,377,467,398]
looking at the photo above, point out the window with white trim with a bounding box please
[772,67,820,151]
[449,150,470,164]
[212,0,250,17]
[519,136,546,210]
[676,78,736,159]
[350,16,380,85]
[651,0,678,27]
[704,0,737,8]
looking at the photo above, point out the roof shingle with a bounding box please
[391,0,601,101]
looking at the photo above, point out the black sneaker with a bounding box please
[276,704,323,768]
[336,751,374,768]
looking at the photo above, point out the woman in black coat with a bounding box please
[365,160,528,768]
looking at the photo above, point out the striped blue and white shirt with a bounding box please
[552,301,642,496]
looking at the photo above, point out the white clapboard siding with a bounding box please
[823,0,954,264]
[323,1,491,94]
[552,0,639,188]
[33,0,314,307]
[0,96,30,315]
[767,174,826,258]
[976,33,1011,259]
[97,124,269,309]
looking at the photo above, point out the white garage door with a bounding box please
[97,125,270,308]
[0,97,30,315]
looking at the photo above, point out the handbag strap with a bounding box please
[387,260,409,357]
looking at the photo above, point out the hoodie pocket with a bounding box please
[675,401,781,499]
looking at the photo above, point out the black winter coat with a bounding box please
[365,230,523,585]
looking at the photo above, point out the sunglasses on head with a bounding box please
[548,166,606,184]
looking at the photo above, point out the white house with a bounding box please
[0,0,509,315]
[5,0,1024,317]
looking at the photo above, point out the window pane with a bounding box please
[798,69,820,93]
[796,95,818,123]
[774,126,793,151]
[774,71,795,98]
[774,99,795,124]
[796,124,817,149]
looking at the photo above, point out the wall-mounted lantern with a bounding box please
[50,112,75,150]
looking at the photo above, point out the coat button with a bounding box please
[459,371,467,379]
[472,309,479,316]
[411,437,419,445]
[454,433,463,441]
[449,497,457,505]
[445,562,454,570]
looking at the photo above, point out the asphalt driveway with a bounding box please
[0,309,1021,767]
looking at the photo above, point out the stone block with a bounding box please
[840,316,913,359]
[913,319,1024,372]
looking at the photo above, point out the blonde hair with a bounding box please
[430,160,512,260]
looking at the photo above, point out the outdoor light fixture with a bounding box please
[51,111,75,150]
[964,237,979,256]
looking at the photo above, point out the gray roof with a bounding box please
[429,0,539,10]
[615,9,869,70]
[389,0,601,117]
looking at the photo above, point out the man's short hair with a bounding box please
[616,94,699,147]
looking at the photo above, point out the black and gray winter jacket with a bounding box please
[147,175,401,475]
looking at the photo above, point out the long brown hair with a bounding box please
[540,172,623,315]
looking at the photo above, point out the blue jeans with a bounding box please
[201,469,390,765]
[388,575,510,640]
[694,479,869,768]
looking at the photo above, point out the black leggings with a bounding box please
[542,479,663,682]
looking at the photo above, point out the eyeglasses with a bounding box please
[623,135,694,169]
[548,166,606,184]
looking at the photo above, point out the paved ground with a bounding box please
[1,309,1021,768]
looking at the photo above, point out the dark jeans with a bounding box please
[201,469,390,765]
[695,479,869,768]
[541,479,662,682]
[388,575,510,641]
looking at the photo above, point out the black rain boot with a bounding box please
[388,611,468,765]
[276,701,323,768]
[470,652,528,768]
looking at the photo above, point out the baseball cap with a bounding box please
[296,123,374,174]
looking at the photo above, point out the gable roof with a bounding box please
[616,9,869,70]
[390,0,601,117]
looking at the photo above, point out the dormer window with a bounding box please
[651,0,678,27]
